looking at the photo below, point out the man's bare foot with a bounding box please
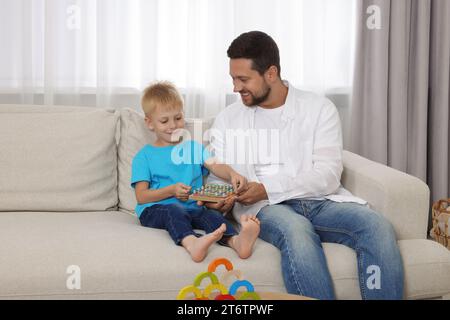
[229,214,260,259]
[182,224,226,262]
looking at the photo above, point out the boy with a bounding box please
[131,81,260,262]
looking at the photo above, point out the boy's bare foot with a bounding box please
[229,214,260,259]
[182,223,226,262]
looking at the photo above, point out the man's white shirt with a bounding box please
[253,104,285,179]
[207,81,367,221]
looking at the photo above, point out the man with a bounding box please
[201,31,403,300]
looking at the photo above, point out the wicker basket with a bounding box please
[430,199,450,249]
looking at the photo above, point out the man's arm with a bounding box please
[261,101,343,204]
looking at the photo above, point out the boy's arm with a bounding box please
[203,159,247,194]
[134,181,192,204]
[204,159,232,181]
[134,181,174,204]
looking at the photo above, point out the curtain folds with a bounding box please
[0,0,355,118]
[350,0,450,221]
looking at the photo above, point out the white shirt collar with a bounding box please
[248,80,296,122]
[281,80,296,122]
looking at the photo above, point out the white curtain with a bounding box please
[0,0,356,118]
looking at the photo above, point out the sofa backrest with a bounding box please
[117,108,214,214]
[0,105,119,212]
[0,105,213,214]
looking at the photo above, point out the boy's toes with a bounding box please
[248,215,260,224]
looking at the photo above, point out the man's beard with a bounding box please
[242,85,271,107]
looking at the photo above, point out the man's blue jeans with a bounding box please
[257,199,404,300]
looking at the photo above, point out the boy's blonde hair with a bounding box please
[141,81,183,115]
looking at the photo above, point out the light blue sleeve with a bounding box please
[190,141,212,176]
[131,149,151,188]
[201,142,213,176]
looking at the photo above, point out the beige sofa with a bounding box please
[1,104,449,300]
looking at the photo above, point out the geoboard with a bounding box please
[189,184,234,203]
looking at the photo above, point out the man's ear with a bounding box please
[265,66,279,83]
[144,116,154,131]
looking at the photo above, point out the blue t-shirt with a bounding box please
[131,140,212,217]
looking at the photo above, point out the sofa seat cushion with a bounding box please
[322,240,450,299]
[1,211,449,299]
[0,107,119,212]
[0,211,284,299]
[397,239,450,299]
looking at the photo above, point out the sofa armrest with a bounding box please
[341,150,430,240]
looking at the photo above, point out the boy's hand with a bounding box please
[230,172,248,194]
[173,183,191,201]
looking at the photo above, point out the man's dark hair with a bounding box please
[227,31,281,76]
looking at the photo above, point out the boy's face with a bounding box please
[145,106,185,146]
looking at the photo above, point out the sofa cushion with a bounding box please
[0,107,119,212]
[0,211,284,299]
[0,211,449,299]
[118,108,214,213]
[398,239,450,299]
[323,240,450,299]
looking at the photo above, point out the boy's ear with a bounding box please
[144,116,154,131]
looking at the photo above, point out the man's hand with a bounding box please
[235,182,268,206]
[197,195,236,215]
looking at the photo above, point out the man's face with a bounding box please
[229,58,271,107]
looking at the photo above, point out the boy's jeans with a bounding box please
[257,199,404,300]
[139,203,237,246]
